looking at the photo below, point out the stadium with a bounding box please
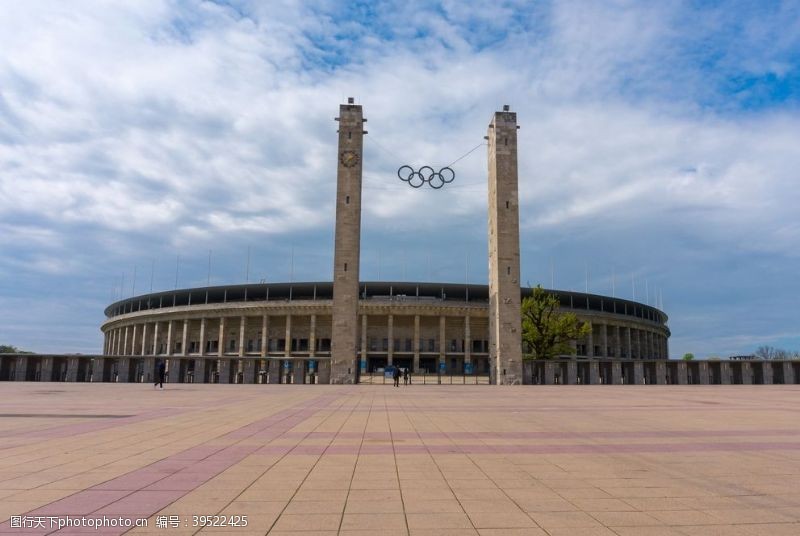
[97,281,669,384]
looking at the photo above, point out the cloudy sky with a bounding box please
[1,0,799,358]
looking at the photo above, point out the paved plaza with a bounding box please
[1,384,800,535]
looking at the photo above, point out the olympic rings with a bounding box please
[396,165,456,189]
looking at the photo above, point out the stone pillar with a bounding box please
[118,358,130,383]
[40,357,53,382]
[141,323,148,356]
[762,362,773,385]
[698,361,709,384]
[309,314,317,358]
[238,316,246,357]
[438,315,446,372]
[361,314,368,373]
[487,106,522,385]
[586,323,594,358]
[218,359,231,384]
[115,328,121,355]
[330,98,364,384]
[194,358,206,384]
[783,362,794,384]
[243,359,255,384]
[152,322,160,355]
[720,362,731,384]
[625,326,632,359]
[614,325,621,358]
[633,362,643,384]
[318,359,331,384]
[284,314,292,358]
[567,361,577,385]
[589,361,600,385]
[464,314,472,364]
[413,315,420,372]
[144,357,154,383]
[217,317,225,357]
[131,325,137,355]
[656,362,666,384]
[261,314,269,358]
[166,320,174,356]
[742,362,752,384]
[92,357,105,382]
[181,319,189,356]
[65,357,78,382]
[199,318,206,356]
[676,362,688,385]
[168,358,181,383]
[544,362,555,385]
[387,314,394,366]
[611,361,622,385]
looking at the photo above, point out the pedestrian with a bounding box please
[393,366,400,387]
[155,360,166,389]
[403,368,409,386]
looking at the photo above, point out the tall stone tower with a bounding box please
[487,105,523,385]
[330,98,365,384]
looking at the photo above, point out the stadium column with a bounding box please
[614,325,621,358]
[360,315,368,374]
[387,315,394,366]
[131,325,138,356]
[330,98,365,384]
[217,318,225,357]
[260,314,268,358]
[141,323,148,355]
[487,106,523,385]
[438,316,446,372]
[284,315,292,358]
[152,322,159,355]
[464,314,471,366]
[238,316,246,357]
[586,324,594,358]
[166,320,174,356]
[309,314,317,358]
[181,319,189,356]
[413,315,420,372]
[198,318,206,356]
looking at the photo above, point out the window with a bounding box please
[428,339,435,352]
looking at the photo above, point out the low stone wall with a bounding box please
[0,354,328,385]
[2,354,798,385]
[522,359,800,385]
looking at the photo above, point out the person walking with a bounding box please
[155,360,166,389]
[393,366,400,387]
[403,368,409,386]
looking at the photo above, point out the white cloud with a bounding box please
[0,0,799,355]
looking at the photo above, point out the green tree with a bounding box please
[521,286,591,360]
[682,352,695,361]
[0,345,19,354]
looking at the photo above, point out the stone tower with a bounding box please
[330,98,365,384]
[487,106,523,385]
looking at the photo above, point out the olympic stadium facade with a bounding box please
[87,281,670,385]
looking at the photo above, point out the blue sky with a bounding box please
[1,0,799,357]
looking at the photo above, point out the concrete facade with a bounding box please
[487,107,523,385]
[330,98,364,384]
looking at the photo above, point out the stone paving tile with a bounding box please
[2,384,800,535]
